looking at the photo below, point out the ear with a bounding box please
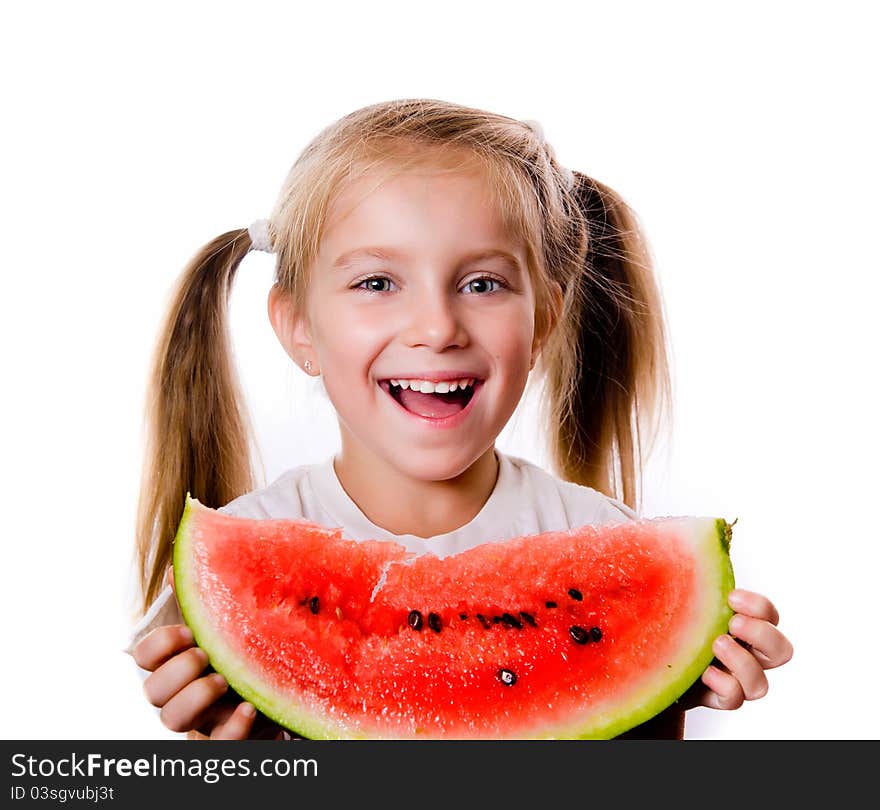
[531,281,564,369]
[267,284,318,375]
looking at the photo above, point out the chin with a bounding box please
[388,446,488,484]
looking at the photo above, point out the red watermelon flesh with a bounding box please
[173,496,735,739]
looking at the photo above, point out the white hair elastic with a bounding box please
[522,119,576,192]
[247,219,274,253]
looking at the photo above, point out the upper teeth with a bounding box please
[389,378,476,394]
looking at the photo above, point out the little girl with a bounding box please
[128,98,792,740]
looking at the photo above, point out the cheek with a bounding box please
[311,308,390,387]
[479,307,536,365]
[312,302,387,350]
[339,314,393,346]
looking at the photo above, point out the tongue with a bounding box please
[398,389,465,419]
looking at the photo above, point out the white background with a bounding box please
[2,1,876,740]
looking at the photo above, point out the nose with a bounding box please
[398,286,469,351]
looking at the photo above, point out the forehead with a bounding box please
[321,154,517,253]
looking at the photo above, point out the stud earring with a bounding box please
[304,360,313,373]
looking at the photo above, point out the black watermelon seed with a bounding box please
[545,601,557,609]
[459,613,468,621]
[428,612,442,633]
[501,612,523,629]
[568,588,583,601]
[498,668,517,686]
[308,596,320,615]
[569,625,589,644]
[477,614,491,628]
[590,626,602,642]
[519,611,537,627]
[407,610,423,631]
[492,616,501,624]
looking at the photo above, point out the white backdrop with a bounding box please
[2,1,876,740]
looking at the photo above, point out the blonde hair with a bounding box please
[134,98,672,613]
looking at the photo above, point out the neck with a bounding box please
[332,445,500,539]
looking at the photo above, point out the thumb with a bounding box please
[164,564,176,597]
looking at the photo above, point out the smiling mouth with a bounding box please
[378,379,480,418]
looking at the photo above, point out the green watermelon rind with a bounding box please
[173,497,348,741]
[551,516,735,739]
[174,498,735,740]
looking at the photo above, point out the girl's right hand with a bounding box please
[131,567,284,740]
[132,622,260,739]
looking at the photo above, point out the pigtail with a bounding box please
[542,172,672,512]
[134,229,260,614]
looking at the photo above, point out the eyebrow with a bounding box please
[331,247,524,273]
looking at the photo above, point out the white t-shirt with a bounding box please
[126,451,637,652]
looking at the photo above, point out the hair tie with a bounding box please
[522,119,576,192]
[522,118,546,143]
[247,219,274,253]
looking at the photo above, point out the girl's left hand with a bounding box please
[680,588,794,711]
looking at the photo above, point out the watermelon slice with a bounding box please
[173,496,735,739]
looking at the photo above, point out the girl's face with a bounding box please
[274,163,549,483]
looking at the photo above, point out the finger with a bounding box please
[132,624,195,671]
[730,614,794,670]
[700,663,745,710]
[712,633,769,700]
[211,702,257,740]
[727,589,780,625]
[160,673,229,733]
[143,647,211,707]
[192,700,238,737]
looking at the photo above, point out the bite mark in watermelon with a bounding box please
[173,496,735,739]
